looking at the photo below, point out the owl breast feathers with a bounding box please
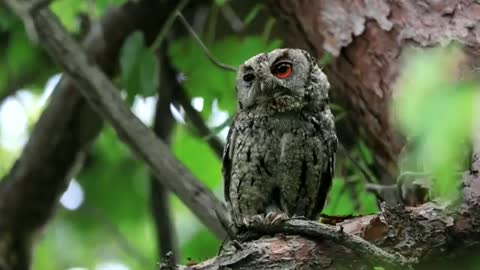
[223,48,337,229]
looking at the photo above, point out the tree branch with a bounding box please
[162,169,480,269]
[244,219,414,269]
[176,12,237,72]
[3,0,228,236]
[0,0,221,268]
[150,46,180,263]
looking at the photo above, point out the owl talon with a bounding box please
[242,214,265,227]
[265,212,289,225]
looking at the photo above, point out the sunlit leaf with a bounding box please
[172,125,222,189]
[51,0,87,32]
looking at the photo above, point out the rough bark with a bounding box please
[164,164,480,270]
[158,1,480,269]
[267,0,480,183]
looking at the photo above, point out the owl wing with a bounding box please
[310,110,337,217]
[222,121,237,203]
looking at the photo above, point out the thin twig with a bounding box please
[150,0,190,52]
[176,11,237,72]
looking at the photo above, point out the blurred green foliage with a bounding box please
[393,46,476,201]
[3,1,472,270]
[120,31,159,104]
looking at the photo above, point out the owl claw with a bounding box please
[242,214,265,227]
[242,212,289,228]
[265,212,289,225]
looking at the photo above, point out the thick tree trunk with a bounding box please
[267,0,480,183]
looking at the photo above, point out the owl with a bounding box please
[222,48,337,230]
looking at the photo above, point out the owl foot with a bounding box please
[265,212,289,225]
[242,212,289,228]
[242,214,265,228]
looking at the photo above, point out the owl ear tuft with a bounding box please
[300,49,318,67]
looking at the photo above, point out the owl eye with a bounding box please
[243,73,255,82]
[272,62,293,79]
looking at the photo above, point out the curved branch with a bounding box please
[176,12,237,72]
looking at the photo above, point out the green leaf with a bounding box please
[120,31,159,104]
[357,140,374,165]
[50,0,87,32]
[393,46,476,201]
[6,27,38,74]
[139,51,159,97]
[172,125,222,190]
[323,177,378,216]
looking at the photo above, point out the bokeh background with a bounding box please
[0,0,477,269]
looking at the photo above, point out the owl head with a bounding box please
[235,48,330,112]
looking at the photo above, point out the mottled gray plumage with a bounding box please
[223,48,337,229]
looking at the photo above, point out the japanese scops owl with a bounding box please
[222,48,337,230]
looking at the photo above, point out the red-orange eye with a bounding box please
[272,62,292,79]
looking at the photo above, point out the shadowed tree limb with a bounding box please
[2,0,228,236]
[150,45,180,263]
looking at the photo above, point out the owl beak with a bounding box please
[259,81,266,92]
[258,77,274,93]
